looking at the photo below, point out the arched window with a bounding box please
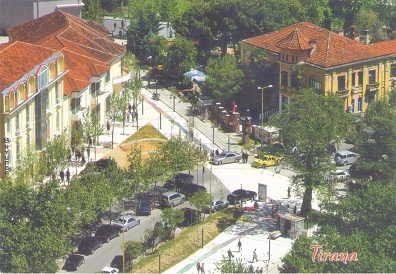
[57,55,65,73]
[18,84,25,103]
[4,96,9,113]
[38,66,49,90]
[28,75,36,94]
[309,75,322,92]
[9,90,15,109]
[49,61,56,80]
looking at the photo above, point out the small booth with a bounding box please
[275,214,305,239]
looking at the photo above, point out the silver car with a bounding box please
[212,151,242,165]
[211,199,229,212]
[114,215,140,232]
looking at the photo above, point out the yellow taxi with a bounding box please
[251,155,282,168]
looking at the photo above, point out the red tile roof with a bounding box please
[0,41,58,93]
[243,22,396,68]
[276,28,312,51]
[6,11,125,95]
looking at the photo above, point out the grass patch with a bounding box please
[132,208,241,273]
[122,123,167,144]
[239,139,255,150]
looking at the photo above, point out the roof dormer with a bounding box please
[276,28,313,63]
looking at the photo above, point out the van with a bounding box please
[160,191,185,207]
[334,150,360,166]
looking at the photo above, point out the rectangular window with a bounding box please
[281,71,288,86]
[369,69,376,84]
[55,82,60,104]
[6,118,10,134]
[391,64,396,78]
[351,99,355,113]
[338,76,346,90]
[352,73,356,86]
[38,67,48,90]
[56,111,60,132]
[358,71,363,85]
[16,112,19,132]
[358,97,362,111]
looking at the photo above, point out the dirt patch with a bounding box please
[105,139,167,169]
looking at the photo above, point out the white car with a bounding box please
[212,151,242,165]
[114,215,140,232]
[101,267,119,274]
[328,170,349,181]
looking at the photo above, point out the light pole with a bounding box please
[258,85,273,149]
[258,85,273,127]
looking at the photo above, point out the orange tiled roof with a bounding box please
[276,28,312,51]
[63,50,109,95]
[6,10,125,95]
[243,22,396,68]
[0,41,58,93]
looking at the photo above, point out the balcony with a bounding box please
[337,88,349,97]
[352,86,362,94]
[366,82,380,93]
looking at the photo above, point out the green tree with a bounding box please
[70,120,84,153]
[106,92,124,149]
[45,134,69,175]
[269,88,354,217]
[82,108,104,147]
[13,145,46,185]
[0,180,75,272]
[205,55,244,100]
[148,34,169,66]
[163,37,197,76]
[82,0,104,23]
[124,240,143,260]
[215,255,255,273]
[127,145,147,193]
[282,182,396,272]
[161,208,184,230]
[189,190,213,219]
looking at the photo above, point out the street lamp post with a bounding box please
[258,85,273,148]
[258,85,273,127]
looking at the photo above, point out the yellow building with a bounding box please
[241,22,396,114]
[0,11,126,179]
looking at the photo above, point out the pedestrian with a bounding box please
[228,249,234,259]
[66,168,70,185]
[255,266,260,273]
[245,152,249,163]
[106,120,110,134]
[128,103,132,113]
[88,135,93,147]
[86,147,90,160]
[254,200,259,209]
[215,148,219,156]
[287,186,291,199]
[196,262,200,274]
[252,248,258,262]
[200,262,205,274]
[260,267,263,273]
[59,170,65,183]
[51,171,56,181]
[237,239,242,252]
[210,150,215,158]
[293,205,297,214]
[126,111,130,122]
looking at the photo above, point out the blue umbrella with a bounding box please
[183,69,205,77]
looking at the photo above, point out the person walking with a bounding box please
[66,168,70,185]
[196,262,200,274]
[215,148,219,156]
[86,147,90,161]
[237,239,242,252]
[252,249,258,262]
[200,263,205,273]
[287,186,291,198]
[59,170,65,184]
[228,249,234,260]
[106,120,110,134]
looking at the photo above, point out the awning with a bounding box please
[113,74,131,84]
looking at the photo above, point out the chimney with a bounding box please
[349,25,360,41]
[334,28,344,36]
[309,39,317,56]
[362,29,370,44]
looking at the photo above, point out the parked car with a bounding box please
[212,151,242,165]
[332,170,350,181]
[164,173,194,191]
[211,199,229,212]
[334,150,360,166]
[159,191,185,207]
[101,266,119,274]
[114,216,140,232]
[251,154,282,168]
[95,224,122,243]
[137,199,152,216]
[78,236,103,255]
[227,189,257,205]
[63,254,85,271]
[110,255,133,272]
[180,183,207,197]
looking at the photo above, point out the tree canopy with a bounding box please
[270,88,354,216]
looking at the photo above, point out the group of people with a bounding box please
[195,262,205,273]
[52,168,71,185]
[241,151,249,163]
